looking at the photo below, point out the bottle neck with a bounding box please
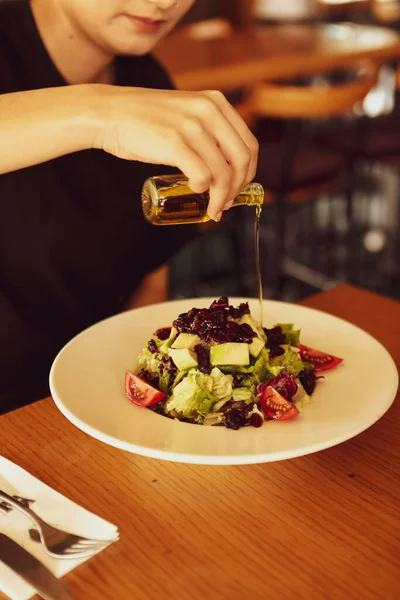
[232,183,264,207]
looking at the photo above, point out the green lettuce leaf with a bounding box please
[210,367,233,400]
[137,347,174,393]
[232,387,254,403]
[137,347,161,373]
[271,346,304,377]
[276,323,301,346]
[165,369,218,418]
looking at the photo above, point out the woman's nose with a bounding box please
[145,0,180,11]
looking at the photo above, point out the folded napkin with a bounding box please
[0,456,119,600]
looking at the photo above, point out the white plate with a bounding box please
[50,298,398,465]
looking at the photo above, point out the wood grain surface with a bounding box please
[155,22,400,91]
[0,285,399,600]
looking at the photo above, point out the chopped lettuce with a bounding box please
[165,368,235,418]
[210,367,233,400]
[221,348,281,379]
[212,385,254,412]
[292,380,312,411]
[165,371,215,417]
[232,387,254,403]
[137,347,161,374]
[137,347,175,393]
[218,348,283,396]
[212,399,229,412]
[271,346,304,377]
[276,323,301,346]
[203,412,225,426]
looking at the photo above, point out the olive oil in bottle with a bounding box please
[141,174,264,226]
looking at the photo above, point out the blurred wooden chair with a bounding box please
[239,59,379,296]
[321,63,400,166]
[360,63,400,166]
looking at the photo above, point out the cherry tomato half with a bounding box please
[297,344,343,371]
[260,386,299,421]
[125,371,166,407]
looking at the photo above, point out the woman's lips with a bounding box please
[124,15,166,34]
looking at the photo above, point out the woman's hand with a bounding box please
[93,86,259,221]
[0,84,258,221]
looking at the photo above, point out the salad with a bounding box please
[125,297,343,430]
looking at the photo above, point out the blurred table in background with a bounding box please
[318,0,372,20]
[156,22,400,91]
[319,0,400,25]
[372,0,400,24]
[254,0,318,22]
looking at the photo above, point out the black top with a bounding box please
[0,1,195,412]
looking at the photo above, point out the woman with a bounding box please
[0,0,258,413]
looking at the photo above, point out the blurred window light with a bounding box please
[254,0,317,20]
[182,18,233,41]
[362,65,395,117]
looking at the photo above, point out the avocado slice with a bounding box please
[168,348,199,371]
[239,313,266,357]
[171,333,201,351]
[210,343,250,366]
[159,326,178,354]
[249,336,265,358]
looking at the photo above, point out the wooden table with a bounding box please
[155,21,400,91]
[0,284,399,600]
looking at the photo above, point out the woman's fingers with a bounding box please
[165,133,212,196]
[202,90,259,188]
[204,107,252,206]
[183,91,258,218]
[180,116,236,220]
[99,86,259,220]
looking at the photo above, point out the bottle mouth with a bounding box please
[141,179,157,224]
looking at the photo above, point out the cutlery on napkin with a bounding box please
[0,534,76,600]
[0,456,119,600]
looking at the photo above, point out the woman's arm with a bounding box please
[0,85,98,174]
[0,84,258,220]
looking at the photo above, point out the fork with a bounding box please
[0,489,118,560]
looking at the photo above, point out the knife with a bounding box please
[0,534,76,600]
